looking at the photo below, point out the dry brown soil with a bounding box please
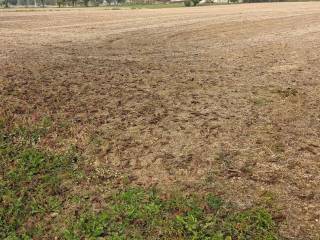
[1,3,320,239]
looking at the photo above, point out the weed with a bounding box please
[252,98,269,106]
[207,194,223,210]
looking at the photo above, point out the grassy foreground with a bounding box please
[0,118,280,239]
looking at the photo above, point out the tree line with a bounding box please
[0,0,306,8]
[0,0,138,7]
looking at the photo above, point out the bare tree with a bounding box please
[70,0,77,6]
[57,0,64,7]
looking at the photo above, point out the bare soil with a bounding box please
[1,3,320,239]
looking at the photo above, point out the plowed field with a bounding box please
[1,3,320,238]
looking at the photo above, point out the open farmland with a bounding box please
[1,3,320,239]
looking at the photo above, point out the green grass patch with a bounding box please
[0,118,280,239]
[64,189,279,239]
[0,119,81,239]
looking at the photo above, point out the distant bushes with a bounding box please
[184,0,200,6]
[184,0,191,6]
[191,0,200,5]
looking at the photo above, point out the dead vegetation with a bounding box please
[1,3,320,239]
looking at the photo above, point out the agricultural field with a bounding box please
[1,2,320,239]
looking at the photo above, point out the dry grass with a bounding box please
[1,3,320,239]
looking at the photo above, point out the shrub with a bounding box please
[184,0,191,6]
[191,0,200,5]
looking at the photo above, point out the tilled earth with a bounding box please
[1,3,320,239]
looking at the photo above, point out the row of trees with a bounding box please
[56,0,128,7]
[0,0,139,7]
[184,0,240,6]
[184,0,297,7]
[0,0,9,7]
[1,0,49,7]
[0,0,300,8]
